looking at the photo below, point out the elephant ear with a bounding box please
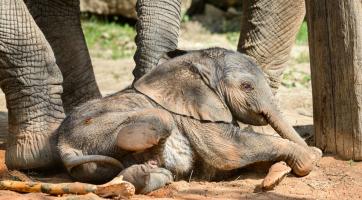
[157,49,188,66]
[134,58,232,123]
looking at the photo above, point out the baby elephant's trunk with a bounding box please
[263,106,308,147]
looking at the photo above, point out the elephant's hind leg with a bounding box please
[116,108,176,152]
[115,109,180,193]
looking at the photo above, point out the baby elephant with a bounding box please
[57,47,321,194]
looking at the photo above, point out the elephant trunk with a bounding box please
[263,105,308,147]
[238,0,305,92]
[133,0,182,81]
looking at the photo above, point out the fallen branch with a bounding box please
[0,175,135,199]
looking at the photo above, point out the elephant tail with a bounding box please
[57,139,124,172]
[64,155,124,172]
[57,143,124,182]
[61,153,125,183]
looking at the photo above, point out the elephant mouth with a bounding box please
[255,113,268,126]
[237,111,268,126]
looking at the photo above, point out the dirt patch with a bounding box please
[0,152,360,199]
[131,156,362,200]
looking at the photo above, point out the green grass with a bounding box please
[282,68,311,88]
[348,160,355,166]
[295,51,310,63]
[226,31,240,45]
[296,21,308,45]
[81,17,308,59]
[81,17,136,59]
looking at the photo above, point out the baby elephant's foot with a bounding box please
[263,147,322,190]
[119,164,173,194]
[288,146,323,177]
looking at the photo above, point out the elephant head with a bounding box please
[134,48,307,146]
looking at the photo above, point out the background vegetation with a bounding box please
[81,15,310,89]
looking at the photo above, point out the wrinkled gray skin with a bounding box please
[133,0,307,93]
[0,0,305,171]
[0,0,181,170]
[0,0,318,193]
[57,48,321,194]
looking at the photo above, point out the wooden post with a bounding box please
[306,0,362,160]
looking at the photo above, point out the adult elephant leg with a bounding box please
[25,0,101,114]
[133,0,182,81]
[0,0,65,169]
[238,0,305,92]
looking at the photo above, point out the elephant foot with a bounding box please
[286,146,322,177]
[261,161,291,190]
[263,146,322,188]
[119,164,174,194]
[309,147,323,164]
[5,131,59,170]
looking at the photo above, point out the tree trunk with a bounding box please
[306,0,362,160]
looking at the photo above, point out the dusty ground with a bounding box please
[0,19,361,199]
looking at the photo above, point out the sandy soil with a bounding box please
[0,20,361,199]
[0,149,361,200]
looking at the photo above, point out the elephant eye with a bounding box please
[241,82,254,92]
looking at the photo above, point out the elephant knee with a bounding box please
[116,109,175,151]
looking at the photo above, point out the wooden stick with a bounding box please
[0,175,135,199]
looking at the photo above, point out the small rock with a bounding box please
[226,7,242,17]
[204,4,225,19]
[80,0,137,19]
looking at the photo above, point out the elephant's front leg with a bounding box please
[180,118,321,178]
